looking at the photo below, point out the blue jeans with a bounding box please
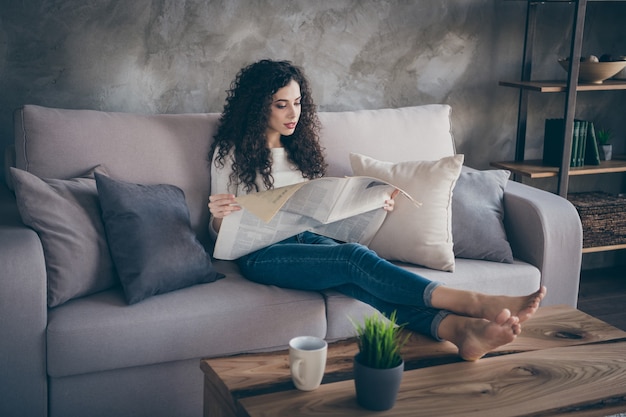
[236,231,450,340]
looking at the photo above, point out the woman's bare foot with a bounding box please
[438,309,521,361]
[477,286,547,323]
[431,286,547,324]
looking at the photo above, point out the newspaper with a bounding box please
[213,176,420,260]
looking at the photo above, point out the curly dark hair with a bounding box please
[210,59,327,192]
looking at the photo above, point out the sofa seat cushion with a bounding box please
[46,261,326,378]
[323,258,541,340]
[395,258,541,294]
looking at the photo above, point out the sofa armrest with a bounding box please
[0,183,48,417]
[4,144,16,190]
[503,180,582,307]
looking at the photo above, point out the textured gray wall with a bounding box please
[1,0,625,185]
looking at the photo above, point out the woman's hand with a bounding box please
[208,194,241,218]
[383,189,400,212]
[208,194,241,232]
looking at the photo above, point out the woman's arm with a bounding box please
[209,147,240,235]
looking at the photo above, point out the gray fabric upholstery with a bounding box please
[13,106,220,245]
[399,258,541,294]
[452,168,514,263]
[0,104,583,417]
[4,144,16,190]
[503,180,582,307]
[317,105,456,178]
[10,166,118,306]
[323,291,381,341]
[47,266,326,377]
[49,358,204,417]
[0,183,48,417]
[95,173,222,304]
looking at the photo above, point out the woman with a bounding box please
[208,59,546,361]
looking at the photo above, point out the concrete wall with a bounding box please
[0,0,626,270]
[1,1,625,267]
[2,1,625,173]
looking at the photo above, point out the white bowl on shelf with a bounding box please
[558,59,626,84]
[613,56,626,80]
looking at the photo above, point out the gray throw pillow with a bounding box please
[10,166,118,307]
[95,173,223,304]
[452,169,514,263]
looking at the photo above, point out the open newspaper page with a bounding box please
[213,176,419,260]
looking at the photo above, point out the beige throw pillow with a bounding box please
[350,153,464,272]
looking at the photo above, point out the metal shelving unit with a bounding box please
[495,0,626,253]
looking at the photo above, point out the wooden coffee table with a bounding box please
[200,305,626,416]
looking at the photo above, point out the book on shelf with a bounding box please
[577,120,587,167]
[542,118,565,167]
[542,118,601,167]
[585,122,601,165]
[572,120,581,167]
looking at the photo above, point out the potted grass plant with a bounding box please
[351,311,408,411]
[597,128,613,161]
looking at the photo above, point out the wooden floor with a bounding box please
[577,266,626,331]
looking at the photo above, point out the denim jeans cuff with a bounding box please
[430,309,451,341]
[423,281,443,308]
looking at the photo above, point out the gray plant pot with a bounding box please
[353,354,404,411]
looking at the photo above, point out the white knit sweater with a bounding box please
[209,146,308,239]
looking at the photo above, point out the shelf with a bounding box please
[582,244,626,253]
[499,79,626,92]
[499,0,626,255]
[491,158,626,178]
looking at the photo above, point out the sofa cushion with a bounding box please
[452,169,514,263]
[14,105,219,245]
[10,166,117,307]
[318,105,455,178]
[393,258,541,294]
[46,262,327,377]
[95,173,223,304]
[350,153,463,272]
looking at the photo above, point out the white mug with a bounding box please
[288,336,328,391]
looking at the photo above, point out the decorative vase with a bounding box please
[353,354,404,411]
[602,144,613,161]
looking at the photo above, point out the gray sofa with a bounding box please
[0,104,582,417]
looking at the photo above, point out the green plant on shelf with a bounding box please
[596,128,613,146]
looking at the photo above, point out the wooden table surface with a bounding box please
[201,305,626,417]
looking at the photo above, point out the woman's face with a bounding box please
[265,79,301,147]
